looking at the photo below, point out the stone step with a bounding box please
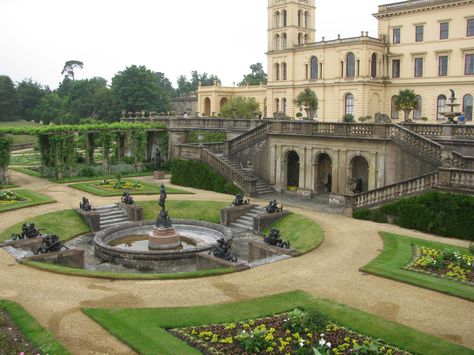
[94,205,117,211]
[100,214,128,223]
[239,215,254,223]
[100,220,130,229]
[229,221,253,230]
[99,210,125,217]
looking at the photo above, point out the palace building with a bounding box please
[198,0,474,122]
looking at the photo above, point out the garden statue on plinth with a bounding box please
[10,223,42,240]
[80,197,92,211]
[209,237,237,262]
[121,191,134,205]
[265,200,283,214]
[148,184,181,250]
[231,193,249,207]
[32,234,68,254]
[154,147,165,179]
[264,228,290,249]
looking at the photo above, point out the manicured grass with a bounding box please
[0,189,55,213]
[0,184,17,190]
[263,212,324,253]
[0,209,90,243]
[83,290,472,355]
[0,300,69,354]
[361,232,474,301]
[9,153,41,165]
[137,200,229,224]
[9,166,41,178]
[68,180,192,196]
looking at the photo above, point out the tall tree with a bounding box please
[61,60,84,81]
[239,63,268,86]
[36,93,65,124]
[176,71,221,96]
[111,65,171,113]
[220,97,260,119]
[16,79,47,120]
[67,77,108,119]
[395,89,418,122]
[0,76,22,121]
[295,88,319,120]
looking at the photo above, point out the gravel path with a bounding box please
[0,171,473,354]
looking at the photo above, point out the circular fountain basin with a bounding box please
[94,219,232,271]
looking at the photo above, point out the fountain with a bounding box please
[442,89,462,124]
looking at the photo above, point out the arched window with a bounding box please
[275,11,280,28]
[275,63,280,81]
[282,62,287,80]
[282,98,287,114]
[414,95,422,119]
[437,95,446,120]
[346,52,355,78]
[298,10,302,27]
[298,33,303,45]
[282,33,287,49]
[304,11,309,28]
[464,94,473,120]
[371,53,377,79]
[275,98,280,112]
[345,93,354,115]
[304,34,309,43]
[391,95,399,119]
[275,34,280,50]
[282,10,287,27]
[310,56,318,80]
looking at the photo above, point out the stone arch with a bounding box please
[220,97,228,111]
[204,97,211,117]
[285,150,300,189]
[314,152,333,193]
[348,155,369,193]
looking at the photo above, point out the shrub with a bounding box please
[343,114,355,123]
[171,159,240,195]
[79,166,95,177]
[470,243,474,254]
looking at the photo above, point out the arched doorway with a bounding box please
[204,98,211,117]
[349,156,369,193]
[286,151,300,189]
[314,153,332,193]
[220,97,228,111]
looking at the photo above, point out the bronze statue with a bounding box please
[265,200,283,213]
[264,228,290,249]
[231,193,249,206]
[80,197,92,211]
[158,184,167,211]
[121,192,134,205]
[32,234,68,254]
[155,148,162,170]
[209,237,237,262]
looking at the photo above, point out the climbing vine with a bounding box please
[100,131,113,174]
[0,135,13,185]
[131,129,147,171]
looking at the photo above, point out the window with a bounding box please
[345,94,354,115]
[282,62,287,80]
[276,12,280,28]
[298,33,303,45]
[346,52,355,78]
[304,11,309,28]
[438,56,448,76]
[282,10,287,27]
[275,63,280,81]
[275,34,280,50]
[391,96,399,119]
[464,94,473,120]
[414,96,422,119]
[392,59,401,78]
[466,54,474,75]
[298,10,302,27]
[305,64,308,79]
[275,98,280,112]
[414,57,423,77]
[282,33,287,49]
[440,22,449,39]
[371,53,377,79]
[310,56,318,80]
[437,95,447,120]
[282,98,287,114]
[467,18,474,36]
[304,34,309,43]
[393,28,401,44]
[415,25,424,42]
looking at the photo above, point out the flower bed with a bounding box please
[169,309,410,355]
[0,191,28,207]
[94,179,146,192]
[407,246,473,284]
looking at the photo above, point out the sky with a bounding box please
[0,0,389,89]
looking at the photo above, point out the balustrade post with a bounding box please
[437,168,452,187]
[441,125,453,137]
[335,124,346,136]
[224,141,230,156]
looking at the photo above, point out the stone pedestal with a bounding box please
[154,170,165,179]
[148,226,181,250]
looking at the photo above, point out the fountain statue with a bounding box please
[148,184,182,250]
[442,89,462,124]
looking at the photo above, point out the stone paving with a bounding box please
[0,170,473,355]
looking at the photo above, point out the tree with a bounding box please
[0,76,22,121]
[295,88,319,120]
[36,93,65,124]
[395,89,418,122]
[16,79,47,120]
[239,63,268,86]
[67,77,107,119]
[57,77,74,98]
[220,97,260,119]
[176,71,221,96]
[111,65,171,113]
[61,60,84,81]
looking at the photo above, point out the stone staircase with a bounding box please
[229,206,267,231]
[95,204,130,230]
[217,155,274,195]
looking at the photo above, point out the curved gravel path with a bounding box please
[0,171,473,355]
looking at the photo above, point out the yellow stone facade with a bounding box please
[198,0,474,123]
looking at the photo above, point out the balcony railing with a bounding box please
[378,0,450,12]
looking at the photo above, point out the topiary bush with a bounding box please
[353,192,474,241]
[171,159,240,195]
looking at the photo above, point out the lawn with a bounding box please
[361,232,474,301]
[9,152,41,165]
[0,300,69,355]
[83,290,472,355]
[0,209,90,243]
[0,189,55,213]
[68,179,192,196]
[262,212,324,254]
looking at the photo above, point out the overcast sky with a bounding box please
[0,0,389,89]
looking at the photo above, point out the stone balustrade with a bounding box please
[227,123,272,155]
[438,168,474,190]
[402,123,474,139]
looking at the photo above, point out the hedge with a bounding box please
[353,192,474,241]
[171,159,240,195]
